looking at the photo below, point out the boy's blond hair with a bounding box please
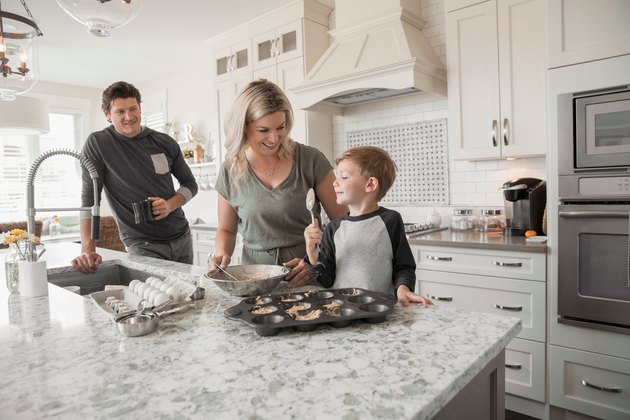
[335,146,397,201]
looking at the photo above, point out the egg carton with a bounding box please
[90,277,204,321]
[224,287,396,336]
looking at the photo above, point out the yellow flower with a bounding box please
[1,228,40,245]
[52,217,60,223]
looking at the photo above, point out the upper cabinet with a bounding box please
[547,0,630,69]
[253,21,303,70]
[446,0,546,160]
[214,39,252,82]
[211,0,333,164]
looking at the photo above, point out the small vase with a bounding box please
[4,242,28,294]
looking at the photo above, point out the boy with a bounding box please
[304,146,432,307]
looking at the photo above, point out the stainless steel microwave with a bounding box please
[559,85,630,174]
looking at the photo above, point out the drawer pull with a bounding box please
[492,261,523,268]
[427,255,452,262]
[427,294,453,302]
[505,363,522,370]
[494,303,523,311]
[580,379,622,393]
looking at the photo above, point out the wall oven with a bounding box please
[557,84,630,334]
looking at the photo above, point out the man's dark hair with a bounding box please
[101,81,142,112]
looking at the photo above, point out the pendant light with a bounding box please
[0,0,43,101]
[56,0,144,37]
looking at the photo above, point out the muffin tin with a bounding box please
[224,288,396,336]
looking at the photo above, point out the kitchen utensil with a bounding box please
[224,287,396,336]
[306,188,316,223]
[115,300,196,337]
[205,264,290,296]
[306,188,321,251]
[214,264,241,282]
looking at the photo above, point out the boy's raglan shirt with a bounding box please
[307,207,416,295]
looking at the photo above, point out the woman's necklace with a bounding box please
[246,150,280,177]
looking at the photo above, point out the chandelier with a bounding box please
[56,0,144,37]
[0,0,42,101]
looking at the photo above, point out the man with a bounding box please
[72,81,197,273]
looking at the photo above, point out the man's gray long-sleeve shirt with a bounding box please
[80,125,197,246]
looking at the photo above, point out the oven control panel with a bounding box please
[579,176,630,196]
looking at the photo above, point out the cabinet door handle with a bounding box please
[491,119,498,147]
[426,255,452,261]
[427,294,452,302]
[270,38,277,57]
[580,379,622,393]
[275,37,281,56]
[492,261,522,268]
[227,54,235,72]
[505,363,522,370]
[503,118,509,146]
[494,303,523,311]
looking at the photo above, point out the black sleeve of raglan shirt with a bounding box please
[384,210,417,293]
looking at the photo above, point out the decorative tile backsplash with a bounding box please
[347,119,449,206]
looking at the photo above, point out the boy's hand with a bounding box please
[397,285,433,308]
[304,218,322,265]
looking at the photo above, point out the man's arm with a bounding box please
[71,218,102,273]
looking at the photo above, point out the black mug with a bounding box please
[131,199,154,224]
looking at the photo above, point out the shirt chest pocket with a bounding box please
[150,153,170,175]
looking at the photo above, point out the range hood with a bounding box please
[291,0,447,113]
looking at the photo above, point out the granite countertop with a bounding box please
[0,243,521,419]
[408,228,547,253]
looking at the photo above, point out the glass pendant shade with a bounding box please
[56,0,144,37]
[0,5,40,101]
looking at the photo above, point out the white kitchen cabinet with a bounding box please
[211,1,333,165]
[549,346,630,419]
[253,20,303,70]
[214,39,252,82]
[191,227,242,267]
[547,0,630,69]
[446,0,546,160]
[413,244,547,411]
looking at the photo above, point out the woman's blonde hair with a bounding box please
[223,79,295,182]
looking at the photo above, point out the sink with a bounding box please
[47,264,165,296]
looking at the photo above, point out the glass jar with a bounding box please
[4,242,28,293]
[451,209,475,231]
[49,217,61,238]
[478,209,505,232]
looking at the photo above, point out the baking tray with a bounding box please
[224,287,396,336]
[90,284,205,321]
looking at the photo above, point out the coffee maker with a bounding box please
[502,178,546,236]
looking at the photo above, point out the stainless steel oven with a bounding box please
[558,203,630,334]
[558,83,630,334]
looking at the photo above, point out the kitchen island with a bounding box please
[1,243,520,419]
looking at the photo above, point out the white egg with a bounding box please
[143,286,155,299]
[146,277,156,286]
[148,289,161,304]
[136,283,148,297]
[129,280,140,291]
[164,286,176,297]
[159,283,170,293]
[153,293,170,306]
[152,280,164,290]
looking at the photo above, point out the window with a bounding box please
[141,90,168,132]
[0,112,83,223]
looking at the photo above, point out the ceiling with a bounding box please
[18,0,309,89]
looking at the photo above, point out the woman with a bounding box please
[209,79,348,287]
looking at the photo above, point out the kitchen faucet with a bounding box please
[26,148,101,260]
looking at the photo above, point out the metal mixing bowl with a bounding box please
[205,264,289,296]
